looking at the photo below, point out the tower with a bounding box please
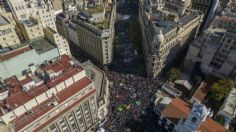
[176,102,211,132]
[178,0,185,16]
[152,28,164,53]
[155,0,165,10]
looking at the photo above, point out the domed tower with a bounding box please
[152,28,164,52]
[176,102,211,132]
[151,28,164,54]
[155,29,164,43]
[178,0,186,16]
[156,0,165,10]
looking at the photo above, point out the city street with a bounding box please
[103,0,163,131]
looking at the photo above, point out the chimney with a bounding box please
[29,63,36,75]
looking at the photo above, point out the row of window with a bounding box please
[0,29,12,36]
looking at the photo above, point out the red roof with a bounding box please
[161,98,227,132]
[42,55,76,73]
[12,77,94,131]
[4,55,83,109]
[20,76,33,86]
[34,89,96,131]
[193,83,208,102]
[161,98,190,124]
[198,117,227,132]
[0,47,32,61]
[6,68,78,109]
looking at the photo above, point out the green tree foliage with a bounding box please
[209,79,234,101]
[167,68,181,82]
[215,115,225,125]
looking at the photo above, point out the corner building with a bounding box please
[0,55,99,132]
[57,0,116,66]
[139,0,203,77]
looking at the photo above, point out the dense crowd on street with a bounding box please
[103,71,161,131]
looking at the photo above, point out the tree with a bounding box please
[209,79,234,101]
[167,68,181,82]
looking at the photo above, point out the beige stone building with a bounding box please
[0,15,20,48]
[139,0,203,77]
[0,0,71,56]
[44,27,71,56]
[57,0,116,66]
[185,2,236,80]
[0,55,99,132]
[17,17,44,41]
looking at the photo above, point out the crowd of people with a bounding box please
[103,71,162,131]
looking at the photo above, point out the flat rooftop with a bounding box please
[207,27,226,36]
[88,6,104,14]
[21,18,38,27]
[30,39,56,54]
[221,88,236,116]
[0,46,32,61]
[152,20,178,35]
[81,61,105,98]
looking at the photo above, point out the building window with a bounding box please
[191,117,197,123]
[50,124,59,132]
[58,118,69,132]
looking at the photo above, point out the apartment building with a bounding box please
[0,39,60,79]
[185,2,236,80]
[44,27,71,56]
[0,55,99,132]
[191,0,219,31]
[17,17,44,41]
[139,0,203,77]
[0,0,71,56]
[57,0,116,66]
[0,11,20,48]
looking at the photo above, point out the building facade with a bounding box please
[0,0,71,57]
[0,11,20,48]
[57,0,116,66]
[0,55,99,132]
[139,0,203,77]
[191,0,219,31]
[185,1,236,80]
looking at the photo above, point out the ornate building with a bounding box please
[184,1,236,80]
[57,0,116,66]
[0,0,71,56]
[139,0,203,77]
[159,98,227,132]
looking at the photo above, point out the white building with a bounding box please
[218,88,236,124]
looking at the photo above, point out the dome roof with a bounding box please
[156,29,164,42]
[192,103,209,117]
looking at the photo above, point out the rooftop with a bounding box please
[30,39,56,54]
[0,55,90,131]
[88,6,104,14]
[220,88,236,117]
[161,98,190,123]
[0,46,32,61]
[94,19,110,30]
[161,98,227,132]
[12,77,93,131]
[152,20,178,35]
[21,18,38,27]
[193,82,208,102]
